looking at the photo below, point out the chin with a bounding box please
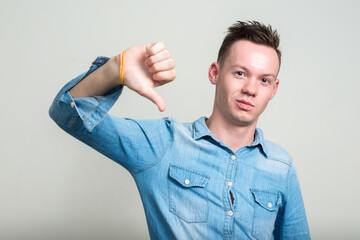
[230,116,254,127]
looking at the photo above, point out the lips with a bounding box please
[236,99,255,111]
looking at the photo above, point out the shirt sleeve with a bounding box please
[274,162,311,239]
[49,56,172,175]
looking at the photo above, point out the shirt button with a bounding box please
[227,210,233,216]
[70,102,75,108]
[184,179,190,185]
[268,202,273,208]
[227,181,233,187]
[231,155,236,161]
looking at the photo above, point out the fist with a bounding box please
[121,42,176,112]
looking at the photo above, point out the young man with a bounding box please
[49,21,310,239]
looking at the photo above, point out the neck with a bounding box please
[206,114,257,153]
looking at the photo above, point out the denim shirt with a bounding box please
[49,57,311,240]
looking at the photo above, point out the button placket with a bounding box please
[227,155,236,206]
[223,153,237,240]
[224,153,236,210]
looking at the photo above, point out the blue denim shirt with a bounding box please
[49,57,311,240]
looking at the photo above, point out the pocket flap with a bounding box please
[169,165,210,188]
[250,189,281,211]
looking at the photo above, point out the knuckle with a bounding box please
[164,50,170,58]
[157,41,165,49]
[169,59,175,68]
[171,70,177,79]
[148,47,156,55]
[147,56,155,65]
[151,64,159,72]
[156,72,166,81]
[150,42,165,54]
[153,73,161,81]
[148,44,157,55]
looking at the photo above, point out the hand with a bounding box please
[120,42,176,112]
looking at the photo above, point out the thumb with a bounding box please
[140,88,166,112]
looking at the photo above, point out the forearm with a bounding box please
[68,42,175,111]
[48,55,172,174]
[69,55,121,98]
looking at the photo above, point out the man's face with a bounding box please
[209,40,280,127]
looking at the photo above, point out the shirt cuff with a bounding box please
[67,85,122,131]
[52,56,123,132]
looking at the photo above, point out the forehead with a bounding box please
[223,40,280,75]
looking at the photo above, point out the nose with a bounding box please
[241,77,257,97]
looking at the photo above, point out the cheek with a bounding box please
[217,77,240,102]
[223,80,240,96]
[217,81,229,96]
[257,94,272,109]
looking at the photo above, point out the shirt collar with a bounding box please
[192,117,268,156]
[251,128,268,156]
[193,117,213,140]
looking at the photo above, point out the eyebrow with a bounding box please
[261,73,276,78]
[231,64,276,78]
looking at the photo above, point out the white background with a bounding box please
[1,0,359,239]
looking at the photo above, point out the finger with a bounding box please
[153,69,177,82]
[139,88,166,112]
[146,42,165,56]
[149,58,175,74]
[145,49,170,66]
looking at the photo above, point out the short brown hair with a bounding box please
[217,21,281,65]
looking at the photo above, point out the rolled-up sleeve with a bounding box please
[49,56,122,131]
[49,57,172,175]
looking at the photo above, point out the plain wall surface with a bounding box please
[1,0,359,239]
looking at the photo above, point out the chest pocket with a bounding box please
[168,165,210,223]
[250,189,282,240]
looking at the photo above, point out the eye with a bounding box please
[261,78,270,84]
[236,71,244,76]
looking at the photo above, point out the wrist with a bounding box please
[112,55,123,86]
[120,50,126,85]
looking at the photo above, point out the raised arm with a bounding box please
[69,42,176,111]
[49,42,176,174]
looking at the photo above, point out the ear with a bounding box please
[270,79,280,100]
[208,62,219,85]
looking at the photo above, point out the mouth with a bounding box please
[236,99,255,111]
